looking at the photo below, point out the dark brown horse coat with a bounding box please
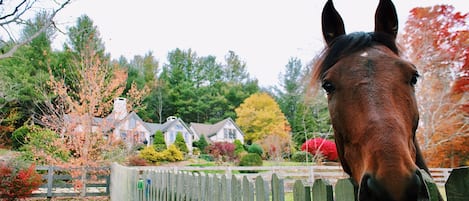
[313,0,443,200]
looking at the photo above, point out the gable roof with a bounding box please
[146,118,193,136]
[190,118,243,138]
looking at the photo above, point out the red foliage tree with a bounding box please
[399,5,469,167]
[301,138,338,161]
[0,162,42,200]
[206,142,236,162]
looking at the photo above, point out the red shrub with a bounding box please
[206,142,236,161]
[0,162,43,200]
[301,138,338,161]
[127,155,149,166]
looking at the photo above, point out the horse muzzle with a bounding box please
[358,170,430,201]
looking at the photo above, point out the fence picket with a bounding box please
[312,179,333,201]
[293,180,311,201]
[445,167,469,201]
[106,164,468,201]
[272,173,284,201]
[334,178,355,201]
[232,175,242,201]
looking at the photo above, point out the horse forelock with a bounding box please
[311,32,398,85]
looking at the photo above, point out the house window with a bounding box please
[228,129,236,139]
[169,132,176,143]
[120,132,127,140]
[224,129,236,140]
[175,124,183,130]
[129,118,136,129]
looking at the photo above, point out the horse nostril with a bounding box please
[359,174,393,201]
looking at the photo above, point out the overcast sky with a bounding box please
[53,0,468,87]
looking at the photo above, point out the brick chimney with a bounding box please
[113,97,128,120]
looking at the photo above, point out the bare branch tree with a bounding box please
[0,0,72,59]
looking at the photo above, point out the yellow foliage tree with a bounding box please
[235,92,291,157]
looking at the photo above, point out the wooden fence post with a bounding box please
[334,178,355,201]
[271,173,284,201]
[445,167,469,201]
[46,166,54,198]
[312,179,333,201]
[293,180,311,201]
[255,176,268,201]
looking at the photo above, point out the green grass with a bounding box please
[0,148,8,155]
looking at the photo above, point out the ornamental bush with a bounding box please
[247,143,263,156]
[301,138,338,161]
[153,130,167,151]
[238,153,263,173]
[291,151,314,162]
[206,142,236,162]
[174,132,188,153]
[0,160,42,200]
[139,145,184,163]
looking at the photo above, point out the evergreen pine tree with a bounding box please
[153,130,166,151]
[174,132,188,153]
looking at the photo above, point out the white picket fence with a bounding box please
[110,163,452,201]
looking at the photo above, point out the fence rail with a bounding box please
[31,166,110,198]
[111,163,468,201]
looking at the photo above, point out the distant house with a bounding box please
[190,118,244,144]
[83,98,193,152]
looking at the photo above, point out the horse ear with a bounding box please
[322,0,345,46]
[374,0,398,39]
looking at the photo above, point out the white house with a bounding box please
[96,98,194,152]
[190,118,244,144]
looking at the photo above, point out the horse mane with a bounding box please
[311,32,399,87]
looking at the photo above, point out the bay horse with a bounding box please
[312,0,442,200]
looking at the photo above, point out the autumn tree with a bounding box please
[33,34,127,195]
[400,5,468,167]
[235,92,291,158]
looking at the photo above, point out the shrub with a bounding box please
[139,146,164,163]
[153,130,166,151]
[301,138,338,161]
[199,154,214,162]
[127,155,149,166]
[234,139,245,155]
[11,125,30,150]
[291,151,314,162]
[18,126,70,164]
[164,144,184,162]
[193,135,209,154]
[247,143,263,156]
[139,145,184,163]
[206,142,236,162]
[174,132,188,153]
[0,160,42,200]
[238,153,263,173]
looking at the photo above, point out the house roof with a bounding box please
[146,118,193,136]
[190,117,243,138]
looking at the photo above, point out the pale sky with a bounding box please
[53,0,468,87]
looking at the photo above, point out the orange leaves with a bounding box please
[400,4,469,167]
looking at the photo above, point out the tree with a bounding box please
[35,36,127,196]
[400,5,469,167]
[193,135,209,154]
[0,13,57,146]
[159,48,259,123]
[235,92,291,155]
[0,0,72,59]
[174,132,188,153]
[274,57,304,129]
[153,130,166,152]
[272,58,332,148]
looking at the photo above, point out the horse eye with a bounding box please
[322,81,335,93]
[410,73,419,86]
